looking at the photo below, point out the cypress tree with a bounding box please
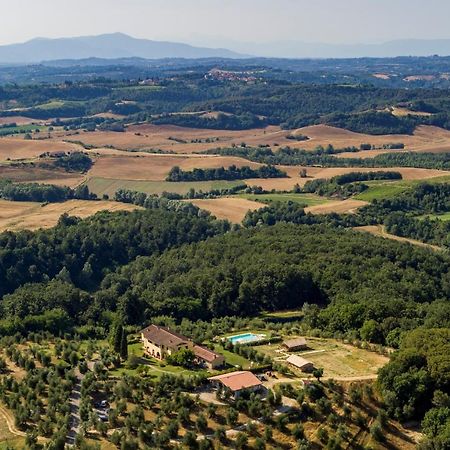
[120,331,128,361]
[110,323,123,354]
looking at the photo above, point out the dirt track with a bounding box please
[0,404,26,437]
[355,225,443,251]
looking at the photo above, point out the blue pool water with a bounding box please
[228,333,265,345]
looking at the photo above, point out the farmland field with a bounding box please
[304,199,368,215]
[0,136,80,161]
[0,164,85,185]
[186,197,264,222]
[85,177,243,197]
[184,196,368,222]
[0,199,140,232]
[46,123,450,157]
[294,124,450,155]
[48,124,293,154]
[86,154,261,181]
[355,174,450,201]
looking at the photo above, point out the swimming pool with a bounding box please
[228,333,266,345]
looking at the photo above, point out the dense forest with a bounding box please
[1,220,448,340]
[0,208,229,301]
[378,328,450,447]
[243,183,450,247]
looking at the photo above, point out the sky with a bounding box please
[1,0,450,47]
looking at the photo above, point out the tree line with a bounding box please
[300,171,402,199]
[203,146,450,170]
[0,181,96,203]
[166,164,286,182]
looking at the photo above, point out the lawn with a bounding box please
[238,192,329,206]
[85,177,243,197]
[213,344,252,369]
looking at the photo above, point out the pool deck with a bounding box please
[227,333,267,345]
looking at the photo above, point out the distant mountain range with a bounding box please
[0,33,245,64]
[233,39,450,58]
[0,33,450,64]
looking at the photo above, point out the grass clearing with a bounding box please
[355,181,412,201]
[256,337,388,379]
[261,310,304,320]
[35,100,83,110]
[238,192,329,206]
[420,212,450,221]
[355,175,450,201]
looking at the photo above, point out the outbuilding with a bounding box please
[193,345,225,370]
[208,371,263,398]
[282,337,308,352]
[286,355,315,373]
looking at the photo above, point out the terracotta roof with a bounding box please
[286,355,314,369]
[208,371,262,392]
[141,325,188,348]
[283,337,307,349]
[193,345,222,363]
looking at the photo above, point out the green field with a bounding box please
[354,181,412,201]
[0,124,47,136]
[85,177,244,197]
[261,310,304,320]
[355,176,450,202]
[213,344,252,369]
[420,212,450,221]
[35,100,83,110]
[239,192,329,206]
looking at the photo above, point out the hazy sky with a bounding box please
[1,0,450,46]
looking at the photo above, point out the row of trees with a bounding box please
[204,145,450,170]
[0,180,96,203]
[166,164,286,182]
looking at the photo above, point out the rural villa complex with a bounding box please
[141,324,315,375]
[141,324,225,369]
